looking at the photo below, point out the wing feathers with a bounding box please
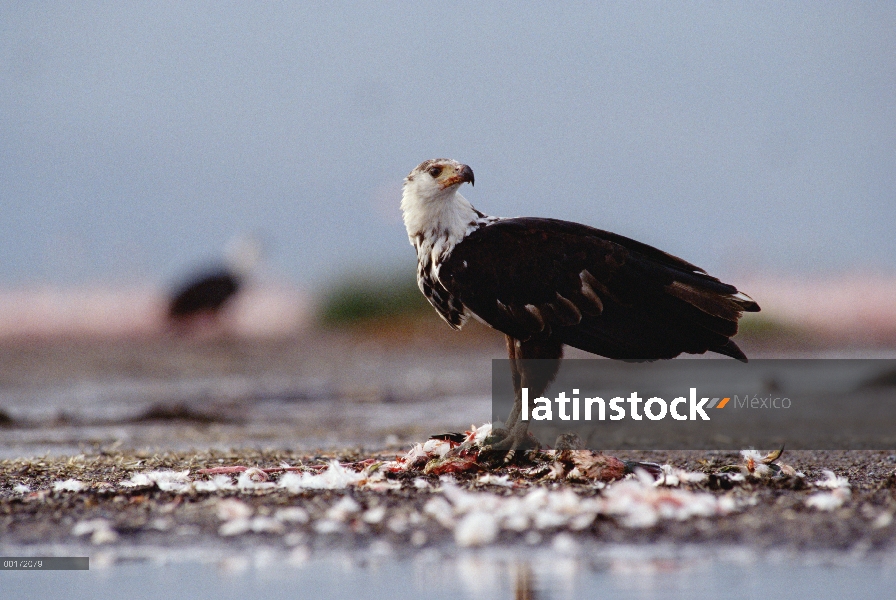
[439,218,759,360]
[524,304,547,331]
[553,293,583,326]
[665,281,744,321]
[578,271,605,315]
[509,303,545,332]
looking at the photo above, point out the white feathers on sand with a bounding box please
[656,465,709,486]
[72,518,118,544]
[603,470,735,528]
[454,511,500,547]
[119,470,191,492]
[216,498,288,536]
[12,434,862,547]
[805,470,851,511]
[193,474,237,492]
[277,461,367,492]
[813,470,850,490]
[423,473,738,546]
[53,479,86,492]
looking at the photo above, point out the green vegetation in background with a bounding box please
[736,313,798,337]
[735,312,819,348]
[319,271,431,325]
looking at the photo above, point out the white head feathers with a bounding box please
[400,158,478,248]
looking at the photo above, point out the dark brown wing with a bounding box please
[168,269,241,318]
[438,218,759,360]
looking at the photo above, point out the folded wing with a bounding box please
[438,218,759,361]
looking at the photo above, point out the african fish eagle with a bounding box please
[401,158,760,462]
[167,235,262,328]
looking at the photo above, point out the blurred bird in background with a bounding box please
[166,234,264,334]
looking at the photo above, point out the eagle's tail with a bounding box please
[712,339,749,362]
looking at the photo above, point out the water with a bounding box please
[2,544,894,599]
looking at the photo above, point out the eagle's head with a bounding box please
[401,159,477,244]
[403,158,474,198]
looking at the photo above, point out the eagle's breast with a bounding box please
[413,214,500,330]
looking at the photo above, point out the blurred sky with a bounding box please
[1,2,894,290]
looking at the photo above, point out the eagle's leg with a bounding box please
[482,335,563,463]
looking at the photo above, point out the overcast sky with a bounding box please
[1,2,894,289]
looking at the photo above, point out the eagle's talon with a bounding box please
[479,439,513,459]
[483,427,510,448]
[478,423,536,465]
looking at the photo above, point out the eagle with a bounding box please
[168,268,241,323]
[166,234,262,330]
[401,158,760,462]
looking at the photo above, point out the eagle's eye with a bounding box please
[428,166,443,178]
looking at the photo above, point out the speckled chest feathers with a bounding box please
[400,166,498,329]
[410,216,495,329]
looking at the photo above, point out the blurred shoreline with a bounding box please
[0,273,894,348]
[736,273,896,347]
[0,283,311,341]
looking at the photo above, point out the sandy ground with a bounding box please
[0,327,894,559]
[0,448,895,553]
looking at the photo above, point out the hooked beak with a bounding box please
[458,164,475,186]
[439,164,476,189]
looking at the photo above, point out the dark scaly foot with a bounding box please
[479,421,538,464]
